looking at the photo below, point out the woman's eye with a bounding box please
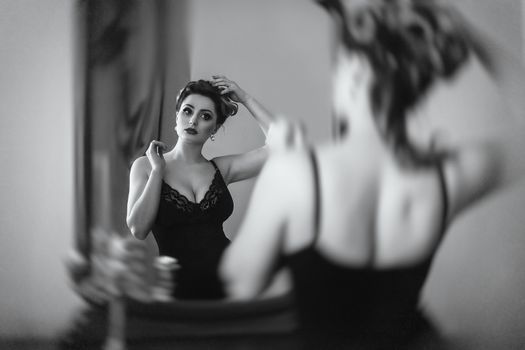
[183,108,192,115]
[202,113,212,121]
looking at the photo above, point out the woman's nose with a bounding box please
[189,116,198,126]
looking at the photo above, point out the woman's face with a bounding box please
[175,94,219,144]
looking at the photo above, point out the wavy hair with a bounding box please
[318,0,472,164]
[175,80,238,127]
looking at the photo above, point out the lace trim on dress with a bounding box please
[161,170,224,212]
[200,173,224,210]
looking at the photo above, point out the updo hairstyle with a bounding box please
[175,80,238,127]
[319,0,472,164]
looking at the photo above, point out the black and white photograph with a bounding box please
[1,0,525,349]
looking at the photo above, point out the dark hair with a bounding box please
[318,0,471,164]
[175,80,238,127]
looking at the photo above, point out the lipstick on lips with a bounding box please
[184,127,198,135]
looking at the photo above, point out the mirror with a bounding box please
[66,0,331,345]
[66,0,525,348]
[65,0,331,343]
[71,0,332,295]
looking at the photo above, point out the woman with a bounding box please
[220,0,525,347]
[127,75,276,300]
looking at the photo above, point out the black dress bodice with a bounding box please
[283,249,434,342]
[281,151,448,347]
[152,160,233,300]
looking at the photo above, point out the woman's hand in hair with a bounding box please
[146,140,167,174]
[211,75,249,104]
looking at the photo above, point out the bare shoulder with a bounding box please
[130,155,151,176]
[265,149,322,250]
[261,150,312,187]
[255,149,315,220]
[239,149,315,231]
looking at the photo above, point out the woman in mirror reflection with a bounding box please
[221,0,525,347]
[127,76,279,300]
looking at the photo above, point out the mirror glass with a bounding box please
[73,0,331,305]
[68,0,525,348]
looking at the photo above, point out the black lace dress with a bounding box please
[152,160,233,300]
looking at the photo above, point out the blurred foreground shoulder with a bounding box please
[258,149,312,196]
[220,149,311,299]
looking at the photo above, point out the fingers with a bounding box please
[211,78,228,84]
[212,81,229,88]
[149,140,167,151]
[149,140,166,148]
[211,83,233,95]
[267,120,291,151]
[211,79,230,88]
[267,119,307,152]
[210,76,229,86]
[147,140,168,159]
[146,141,167,172]
[211,75,247,102]
[219,86,231,95]
[291,121,307,148]
[210,75,235,91]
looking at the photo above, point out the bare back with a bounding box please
[282,142,447,270]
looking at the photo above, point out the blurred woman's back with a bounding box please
[221,0,525,347]
[285,128,447,270]
[273,121,448,345]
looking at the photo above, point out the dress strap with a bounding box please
[436,161,449,232]
[210,159,220,171]
[309,149,321,247]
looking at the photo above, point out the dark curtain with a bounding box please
[74,0,190,267]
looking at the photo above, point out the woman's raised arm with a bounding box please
[210,75,307,184]
[448,5,525,124]
[435,5,525,224]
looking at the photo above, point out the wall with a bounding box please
[0,0,82,339]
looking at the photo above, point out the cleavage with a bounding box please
[164,168,217,203]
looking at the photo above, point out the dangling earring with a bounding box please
[210,133,215,141]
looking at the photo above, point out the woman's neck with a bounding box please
[167,140,207,164]
[337,110,386,149]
